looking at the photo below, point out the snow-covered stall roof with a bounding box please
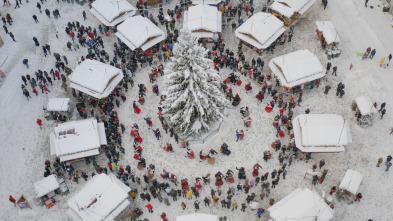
[270,0,316,18]
[268,188,334,221]
[49,118,107,162]
[90,0,136,26]
[115,15,166,51]
[47,98,70,112]
[269,50,325,87]
[34,175,60,198]
[355,96,377,116]
[68,174,131,221]
[176,213,218,221]
[69,59,123,99]
[192,0,222,5]
[235,12,285,49]
[293,114,352,153]
[339,169,363,195]
[183,4,222,39]
[316,21,340,45]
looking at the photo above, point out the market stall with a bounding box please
[315,21,341,59]
[90,0,136,27]
[353,96,377,126]
[183,4,222,40]
[337,169,363,203]
[34,175,61,209]
[44,98,71,121]
[270,0,316,27]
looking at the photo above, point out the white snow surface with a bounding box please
[176,213,218,221]
[355,96,377,116]
[34,175,60,198]
[191,0,223,5]
[115,15,166,51]
[316,21,340,45]
[46,98,70,112]
[268,188,334,221]
[339,169,363,195]
[183,5,222,35]
[90,0,136,26]
[235,12,286,49]
[67,173,131,221]
[269,49,326,87]
[69,59,124,99]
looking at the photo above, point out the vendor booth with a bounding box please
[176,213,218,221]
[34,175,64,209]
[315,21,341,59]
[270,0,316,27]
[183,4,222,40]
[292,114,352,153]
[268,188,334,221]
[90,0,136,27]
[337,169,363,203]
[353,96,377,126]
[44,98,71,121]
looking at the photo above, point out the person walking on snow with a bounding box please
[153,128,161,140]
[144,117,152,128]
[377,158,383,167]
[9,195,16,207]
[369,49,376,59]
[36,118,42,129]
[82,10,86,21]
[236,130,244,142]
[365,0,369,7]
[378,102,386,112]
[386,161,392,171]
[145,204,153,213]
[380,109,386,119]
[9,32,16,42]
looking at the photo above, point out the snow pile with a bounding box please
[339,169,363,195]
[67,174,131,221]
[46,98,70,112]
[271,0,316,18]
[191,0,223,5]
[34,175,60,198]
[355,96,377,116]
[69,59,124,99]
[176,213,218,221]
[269,49,325,87]
[293,114,352,152]
[183,4,222,39]
[90,0,136,26]
[115,15,166,51]
[49,118,107,162]
[235,12,286,49]
[268,188,334,221]
[315,21,340,45]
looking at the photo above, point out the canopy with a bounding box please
[34,175,60,198]
[268,188,334,221]
[271,0,316,18]
[46,98,70,112]
[183,4,222,39]
[115,15,166,51]
[235,12,285,49]
[269,49,325,87]
[177,213,218,221]
[339,169,363,195]
[355,96,377,116]
[316,21,340,45]
[90,0,136,26]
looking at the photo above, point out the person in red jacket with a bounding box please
[161,212,167,219]
[33,88,38,96]
[145,204,153,213]
[9,195,16,207]
[43,85,50,93]
[36,118,42,129]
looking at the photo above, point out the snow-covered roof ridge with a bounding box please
[316,21,340,45]
[184,5,222,34]
[272,0,316,17]
[355,96,377,115]
[68,174,131,221]
[91,0,136,26]
[339,169,363,195]
[235,12,285,49]
[34,175,60,198]
[115,16,166,51]
[268,188,334,221]
[47,98,70,112]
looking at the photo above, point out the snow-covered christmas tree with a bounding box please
[161,29,228,137]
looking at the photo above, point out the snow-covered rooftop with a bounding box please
[183,5,222,38]
[235,12,285,49]
[339,169,363,195]
[176,213,218,221]
[268,188,334,221]
[34,175,60,198]
[47,98,70,112]
[68,174,131,221]
[269,50,325,87]
[355,96,377,116]
[115,15,166,51]
[69,59,123,99]
[271,0,316,18]
[191,0,223,5]
[293,114,352,153]
[90,0,136,26]
[316,21,340,45]
[49,118,107,162]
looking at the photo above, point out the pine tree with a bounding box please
[161,29,228,136]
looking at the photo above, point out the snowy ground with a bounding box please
[1,0,393,220]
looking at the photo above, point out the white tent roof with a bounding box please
[49,118,107,162]
[183,5,222,38]
[69,59,124,99]
[268,188,334,221]
[339,169,363,195]
[34,175,60,198]
[90,0,136,26]
[47,98,70,112]
[177,213,218,221]
[293,114,352,153]
[68,174,131,221]
[355,96,377,116]
[192,0,223,5]
[271,0,316,18]
[269,50,325,87]
[235,12,285,49]
[316,21,340,45]
[115,15,166,51]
